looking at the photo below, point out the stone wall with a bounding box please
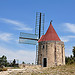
[38,41,65,67]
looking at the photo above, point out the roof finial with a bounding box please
[50,20,52,24]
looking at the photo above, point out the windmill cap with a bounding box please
[38,22,61,43]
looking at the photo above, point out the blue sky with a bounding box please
[0,0,75,64]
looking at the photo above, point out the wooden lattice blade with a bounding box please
[19,32,38,45]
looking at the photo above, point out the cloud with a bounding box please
[60,35,75,42]
[60,37,69,42]
[0,45,72,64]
[65,46,73,57]
[0,18,32,31]
[63,23,75,33]
[0,32,13,42]
[0,46,36,64]
[65,51,72,57]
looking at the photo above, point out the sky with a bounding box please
[0,0,75,64]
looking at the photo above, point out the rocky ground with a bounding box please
[0,64,75,75]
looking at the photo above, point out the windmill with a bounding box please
[19,12,45,64]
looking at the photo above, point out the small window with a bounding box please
[42,45,44,49]
[43,45,44,49]
[46,45,47,50]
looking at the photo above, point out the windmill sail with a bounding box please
[19,32,38,45]
[19,12,45,64]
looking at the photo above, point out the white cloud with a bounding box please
[65,51,72,57]
[0,46,36,64]
[68,36,75,38]
[0,45,72,64]
[60,37,69,42]
[0,32,13,42]
[63,23,75,33]
[65,46,73,57]
[60,35,75,42]
[0,18,32,31]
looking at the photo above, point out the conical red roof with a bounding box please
[38,35,44,43]
[38,22,61,43]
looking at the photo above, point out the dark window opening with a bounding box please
[43,45,44,49]
[43,58,47,67]
[55,47,57,65]
[41,54,42,56]
[62,47,63,63]
[46,45,47,50]
[55,50,56,61]
[42,45,44,49]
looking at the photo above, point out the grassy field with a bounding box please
[0,63,75,75]
[31,63,75,75]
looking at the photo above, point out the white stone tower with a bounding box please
[38,22,65,67]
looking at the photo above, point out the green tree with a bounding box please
[0,55,7,67]
[22,61,25,64]
[32,63,34,65]
[13,59,16,66]
[72,46,75,57]
[65,46,75,64]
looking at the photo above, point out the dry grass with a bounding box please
[31,63,75,75]
[0,67,7,71]
[0,64,75,75]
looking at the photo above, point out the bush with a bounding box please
[65,55,75,64]
[2,68,7,71]
[0,68,7,71]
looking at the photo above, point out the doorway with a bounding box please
[43,58,47,67]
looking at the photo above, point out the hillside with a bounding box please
[0,64,75,75]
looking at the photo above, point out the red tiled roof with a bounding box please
[38,22,61,43]
[38,35,44,43]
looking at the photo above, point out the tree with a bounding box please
[32,63,34,65]
[13,59,16,65]
[0,55,7,67]
[70,55,73,59]
[65,46,75,64]
[72,46,75,57]
[22,61,25,64]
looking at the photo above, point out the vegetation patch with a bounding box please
[0,68,7,71]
